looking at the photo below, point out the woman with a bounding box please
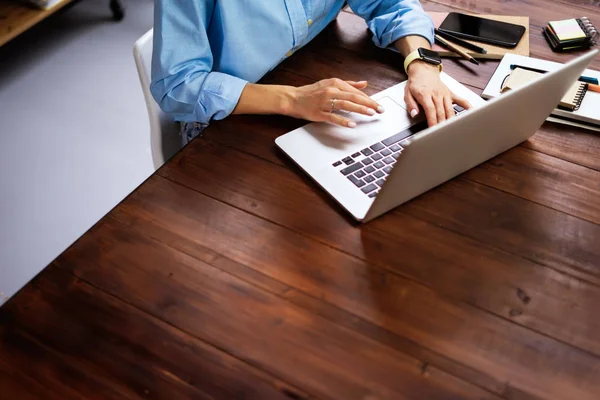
[151,0,470,144]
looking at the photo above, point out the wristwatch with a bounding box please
[403,48,443,73]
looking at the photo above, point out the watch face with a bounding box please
[418,48,442,65]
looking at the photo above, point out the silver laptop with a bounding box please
[275,50,598,223]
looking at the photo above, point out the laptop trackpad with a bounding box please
[301,96,413,152]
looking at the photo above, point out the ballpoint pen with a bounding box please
[434,34,480,65]
[435,29,487,54]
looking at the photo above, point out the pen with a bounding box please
[435,34,480,65]
[588,83,600,93]
[435,29,487,54]
[510,64,599,85]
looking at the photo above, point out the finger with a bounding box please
[452,94,472,110]
[404,88,420,118]
[443,96,455,121]
[346,80,368,89]
[433,96,447,123]
[324,112,356,128]
[331,78,372,100]
[334,99,377,116]
[421,96,437,126]
[336,91,384,114]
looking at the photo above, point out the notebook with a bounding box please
[543,17,598,52]
[428,12,530,60]
[501,68,588,111]
[482,53,600,131]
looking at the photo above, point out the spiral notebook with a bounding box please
[483,54,600,132]
[501,68,588,111]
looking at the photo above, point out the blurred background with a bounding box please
[0,0,154,302]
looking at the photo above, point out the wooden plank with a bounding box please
[51,216,500,400]
[88,174,600,400]
[0,0,74,47]
[0,265,316,400]
[402,178,600,282]
[0,359,65,400]
[159,139,600,354]
[0,326,131,399]
[464,146,600,224]
[524,124,600,172]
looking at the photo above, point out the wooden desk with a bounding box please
[2,1,600,399]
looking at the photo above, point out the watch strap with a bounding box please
[403,49,443,73]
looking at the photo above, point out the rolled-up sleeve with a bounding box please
[347,0,434,48]
[150,0,248,123]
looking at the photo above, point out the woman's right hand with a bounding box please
[284,78,385,128]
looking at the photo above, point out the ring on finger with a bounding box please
[331,98,337,113]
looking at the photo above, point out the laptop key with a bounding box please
[390,144,402,152]
[340,162,363,176]
[371,153,383,161]
[374,161,385,169]
[332,160,342,167]
[374,170,385,178]
[364,175,375,183]
[453,104,465,114]
[376,179,386,187]
[392,153,400,160]
[368,191,378,198]
[342,156,354,165]
[383,166,393,174]
[361,183,378,194]
[362,157,374,165]
[383,157,394,165]
[380,148,392,156]
[364,165,375,174]
[382,120,428,146]
[348,175,366,188]
[370,142,385,152]
[355,170,366,178]
[361,148,374,156]
[351,152,361,158]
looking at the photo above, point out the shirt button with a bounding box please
[286,50,293,57]
[307,19,313,26]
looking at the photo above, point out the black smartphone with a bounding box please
[438,12,526,48]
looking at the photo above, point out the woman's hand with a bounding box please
[284,78,385,128]
[404,61,471,126]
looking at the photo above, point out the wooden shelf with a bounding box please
[0,0,74,47]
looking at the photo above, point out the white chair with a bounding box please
[133,29,181,170]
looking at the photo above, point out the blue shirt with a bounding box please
[151,0,434,124]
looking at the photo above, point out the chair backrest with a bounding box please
[133,29,181,170]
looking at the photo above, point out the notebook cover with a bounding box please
[429,12,530,60]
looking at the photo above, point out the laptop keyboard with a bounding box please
[331,105,466,198]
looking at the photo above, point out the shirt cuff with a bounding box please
[196,71,248,123]
[370,14,435,49]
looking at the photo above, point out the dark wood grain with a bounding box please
[53,214,500,400]
[159,139,600,356]
[104,175,598,400]
[2,1,600,399]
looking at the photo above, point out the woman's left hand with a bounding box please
[404,61,472,127]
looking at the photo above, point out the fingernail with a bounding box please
[367,108,376,116]
[359,80,368,84]
[348,121,357,128]
[377,105,385,113]
[410,109,419,118]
